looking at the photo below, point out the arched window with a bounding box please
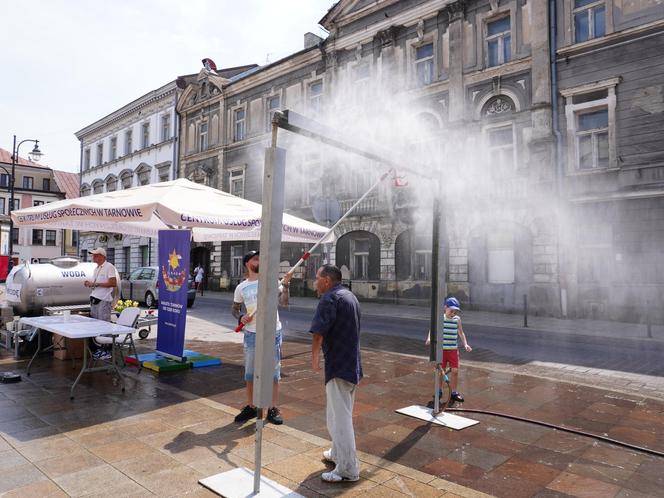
[119,169,133,189]
[335,231,380,280]
[135,163,152,186]
[92,180,104,194]
[80,184,91,196]
[105,174,118,192]
[481,95,517,176]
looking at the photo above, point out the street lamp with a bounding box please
[7,135,43,271]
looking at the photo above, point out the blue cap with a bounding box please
[445,297,461,311]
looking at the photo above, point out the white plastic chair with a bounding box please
[95,307,141,371]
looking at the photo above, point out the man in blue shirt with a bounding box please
[310,264,362,483]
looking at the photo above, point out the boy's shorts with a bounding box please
[243,331,282,382]
[441,349,459,369]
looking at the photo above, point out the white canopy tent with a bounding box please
[10,178,331,244]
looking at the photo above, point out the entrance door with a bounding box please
[191,246,211,290]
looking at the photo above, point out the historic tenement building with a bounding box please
[0,148,70,265]
[554,0,664,322]
[175,0,664,322]
[75,81,179,277]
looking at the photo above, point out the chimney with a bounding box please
[304,32,323,49]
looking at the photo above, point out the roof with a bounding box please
[52,170,80,199]
[0,146,47,168]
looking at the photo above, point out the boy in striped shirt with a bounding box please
[441,297,472,402]
[427,297,472,403]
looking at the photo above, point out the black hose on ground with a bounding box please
[447,407,664,458]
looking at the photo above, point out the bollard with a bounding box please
[523,294,528,328]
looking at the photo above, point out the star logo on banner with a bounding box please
[168,249,180,270]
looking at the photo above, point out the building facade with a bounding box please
[0,148,70,264]
[180,0,664,322]
[75,81,179,277]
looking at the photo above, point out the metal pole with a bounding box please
[9,135,16,271]
[523,294,529,328]
[253,145,286,493]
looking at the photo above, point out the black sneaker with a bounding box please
[451,391,464,403]
[266,406,283,425]
[234,405,257,423]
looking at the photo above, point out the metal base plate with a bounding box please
[199,467,304,498]
[396,405,479,430]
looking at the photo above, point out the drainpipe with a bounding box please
[549,0,568,317]
[172,88,180,180]
[77,140,84,259]
[549,0,563,193]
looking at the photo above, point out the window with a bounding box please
[106,177,118,192]
[231,246,244,277]
[488,231,515,283]
[138,169,150,186]
[107,247,116,265]
[33,200,44,207]
[125,130,133,154]
[352,63,371,102]
[97,142,104,166]
[574,0,605,43]
[412,234,432,280]
[80,185,91,196]
[123,246,130,273]
[486,124,516,175]
[351,239,370,279]
[234,109,245,141]
[158,167,170,183]
[576,109,609,170]
[120,172,132,189]
[0,174,8,187]
[23,177,34,189]
[141,122,150,148]
[11,199,19,210]
[72,230,79,248]
[161,114,171,141]
[486,17,511,67]
[414,43,434,86]
[199,122,208,151]
[0,198,5,214]
[140,245,149,266]
[303,153,322,206]
[266,96,280,131]
[229,168,245,197]
[562,79,617,172]
[45,230,56,246]
[84,148,91,170]
[11,228,18,245]
[93,181,104,194]
[32,229,43,245]
[43,178,50,191]
[110,136,117,161]
[309,81,323,114]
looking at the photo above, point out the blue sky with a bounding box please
[0,0,334,172]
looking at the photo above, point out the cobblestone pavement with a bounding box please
[3,328,663,497]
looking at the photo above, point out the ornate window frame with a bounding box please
[561,77,619,173]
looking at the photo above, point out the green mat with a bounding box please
[143,358,192,372]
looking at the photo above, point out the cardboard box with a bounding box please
[52,333,85,360]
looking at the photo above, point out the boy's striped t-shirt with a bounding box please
[442,315,460,350]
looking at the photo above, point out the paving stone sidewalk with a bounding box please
[2,329,663,497]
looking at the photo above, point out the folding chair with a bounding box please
[95,307,141,372]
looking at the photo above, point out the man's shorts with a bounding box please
[243,331,282,382]
[441,349,459,369]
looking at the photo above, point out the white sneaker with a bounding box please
[323,449,335,463]
[321,471,359,483]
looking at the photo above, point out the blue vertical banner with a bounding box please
[156,229,190,361]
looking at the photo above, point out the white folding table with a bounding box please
[20,315,136,399]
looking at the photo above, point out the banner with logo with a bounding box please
[156,230,190,361]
